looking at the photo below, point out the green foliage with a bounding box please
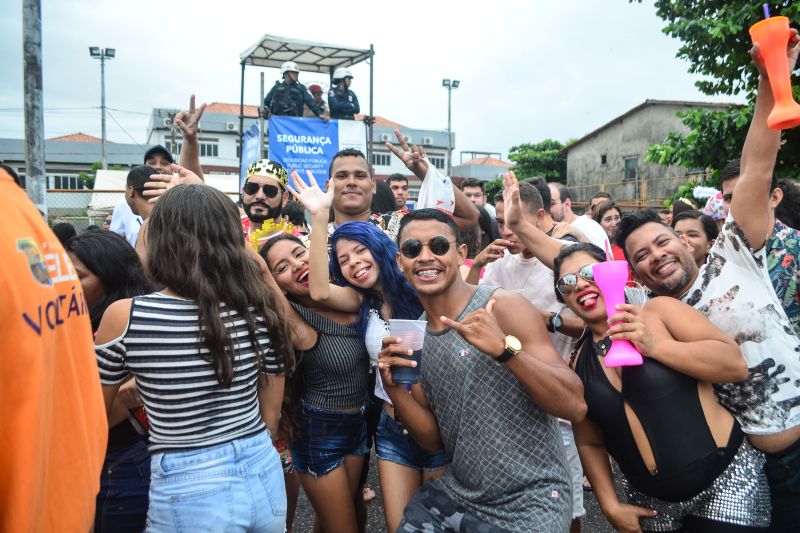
[633,1,800,185]
[508,139,567,183]
[77,171,95,190]
[485,178,503,206]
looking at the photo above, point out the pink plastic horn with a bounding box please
[592,261,643,367]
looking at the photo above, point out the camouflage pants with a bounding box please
[398,481,510,533]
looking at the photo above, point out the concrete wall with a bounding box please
[566,103,704,207]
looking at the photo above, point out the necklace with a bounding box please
[513,254,538,291]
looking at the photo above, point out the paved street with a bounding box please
[290,453,616,532]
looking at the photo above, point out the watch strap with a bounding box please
[495,347,517,363]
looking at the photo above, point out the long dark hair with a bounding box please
[330,221,423,335]
[65,231,153,332]
[147,185,294,387]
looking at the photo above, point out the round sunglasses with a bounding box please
[399,236,456,259]
[556,264,597,296]
[243,181,280,198]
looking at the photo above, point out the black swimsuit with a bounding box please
[573,333,742,502]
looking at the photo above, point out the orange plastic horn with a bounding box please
[749,16,800,130]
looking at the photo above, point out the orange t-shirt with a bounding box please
[0,169,108,532]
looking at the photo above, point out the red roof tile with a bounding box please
[48,132,110,143]
[459,156,513,167]
[354,114,406,128]
[205,102,260,117]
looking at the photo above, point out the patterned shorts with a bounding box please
[621,438,771,532]
[399,480,510,533]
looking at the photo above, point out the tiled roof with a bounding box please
[459,156,513,167]
[205,102,260,117]
[355,114,405,128]
[47,132,109,143]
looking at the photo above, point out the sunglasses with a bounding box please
[556,264,597,296]
[400,236,456,259]
[243,181,280,198]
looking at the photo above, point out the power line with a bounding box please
[106,110,146,149]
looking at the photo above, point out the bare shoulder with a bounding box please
[95,298,134,345]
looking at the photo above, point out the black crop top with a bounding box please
[573,333,742,502]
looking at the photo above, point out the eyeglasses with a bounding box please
[556,264,597,296]
[103,218,112,225]
[400,236,456,259]
[243,181,280,198]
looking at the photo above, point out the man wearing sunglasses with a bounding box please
[242,159,289,233]
[381,208,586,533]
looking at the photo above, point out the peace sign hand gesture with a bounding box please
[385,128,429,180]
[174,94,207,138]
[440,299,507,359]
[288,169,333,217]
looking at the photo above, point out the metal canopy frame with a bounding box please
[238,34,374,173]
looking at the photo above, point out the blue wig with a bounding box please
[330,221,423,336]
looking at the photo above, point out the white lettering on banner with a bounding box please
[286,145,324,155]
[276,134,333,145]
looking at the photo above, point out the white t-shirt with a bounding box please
[480,250,577,358]
[569,215,611,252]
[680,214,800,435]
[483,202,496,218]
[109,199,142,247]
[365,309,392,403]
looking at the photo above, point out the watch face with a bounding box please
[553,314,563,329]
[506,335,522,352]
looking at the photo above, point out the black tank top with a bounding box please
[573,333,742,502]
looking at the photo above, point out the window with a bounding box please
[429,156,445,170]
[49,175,84,190]
[168,142,182,156]
[372,153,391,167]
[199,143,219,158]
[236,141,241,159]
[600,154,607,165]
[624,156,638,181]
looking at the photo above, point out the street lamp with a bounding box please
[442,79,459,175]
[89,47,115,169]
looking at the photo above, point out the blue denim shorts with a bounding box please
[291,400,369,477]
[146,430,286,533]
[375,408,450,472]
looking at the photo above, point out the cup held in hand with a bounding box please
[389,319,426,385]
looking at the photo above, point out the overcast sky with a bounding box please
[2,0,741,160]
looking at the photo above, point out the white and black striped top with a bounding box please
[96,293,283,453]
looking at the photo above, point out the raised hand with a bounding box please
[751,28,800,78]
[288,169,333,216]
[607,304,658,356]
[174,94,207,138]
[143,163,203,204]
[502,171,524,229]
[439,299,506,358]
[385,128,429,180]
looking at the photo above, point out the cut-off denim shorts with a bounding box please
[291,399,369,477]
[375,408,450,472]
[145,430,286,533]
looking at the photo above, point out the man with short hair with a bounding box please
[328,68,360,121]
[381,208,586,532]
[548,181,611,251]
[241,159,289,234]
[125,165,161,222]
[264,61,327,120]
[387,173,410,210]
[461,177,496,217]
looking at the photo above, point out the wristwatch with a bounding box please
[546,311,564,333]
[495,335,522,364]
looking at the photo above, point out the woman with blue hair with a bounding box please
[291,170,450,533]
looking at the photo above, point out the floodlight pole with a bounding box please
[368,44,374,170]
[90,47,114,169]
[442,79,459,176]
[23,0,47,216]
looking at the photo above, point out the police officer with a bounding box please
[328,67,360,120]
[264,61,327,120]
[303,84,329,119]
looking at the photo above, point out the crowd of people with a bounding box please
[3,38,800,533]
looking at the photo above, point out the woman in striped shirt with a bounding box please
[95,185,294,533]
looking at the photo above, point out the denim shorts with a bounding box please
[375,408,450,472]
[145,430,286,533]
[291,400,369,477]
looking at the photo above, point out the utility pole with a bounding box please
[23,0,47,216]
[89,47,115,169]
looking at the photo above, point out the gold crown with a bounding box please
[248,218,296,251]
[246,160,288,189]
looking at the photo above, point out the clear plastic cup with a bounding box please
[389,319,426,384]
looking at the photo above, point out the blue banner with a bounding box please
[268,116,366,188]
[240,122,262,190]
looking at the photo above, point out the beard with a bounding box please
[244,200,282,223]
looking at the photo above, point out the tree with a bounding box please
[507,139,568,183]
[636,1,800,183]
